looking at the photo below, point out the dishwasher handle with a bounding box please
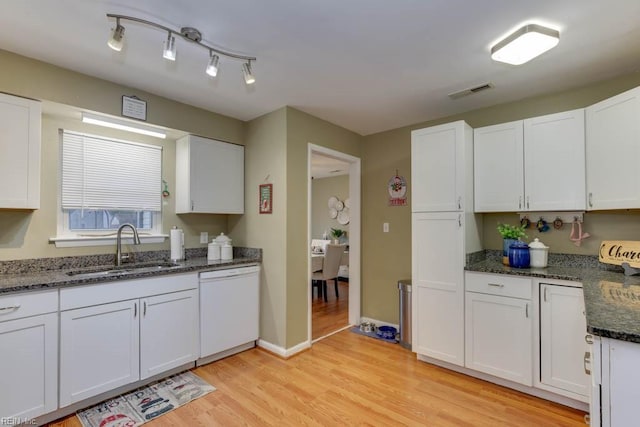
[200,265,260,280]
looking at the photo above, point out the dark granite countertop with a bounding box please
[0,247,261,295]
[466,255,640,344]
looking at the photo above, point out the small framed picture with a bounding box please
[259,184,273,214]
[121,95,147,121]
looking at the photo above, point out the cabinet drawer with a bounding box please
[465,272,531,299]
[0,289,58,322]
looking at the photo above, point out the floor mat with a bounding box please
[350,326,398,344]
[76,371,216,427]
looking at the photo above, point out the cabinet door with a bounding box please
[586,86,640,210]
[412,212,464,366]
[0,313,57,419]
[465,292,532,385]
[176,135,244,214]
[411,122,466,212]
[140,289,199,380]
[0,93,41,209]
[59,300,139,407]
[607,339,640,427]
[540,284,589,400]
[473,121,524,212]
[524,109,586,211]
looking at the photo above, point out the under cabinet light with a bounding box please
[491,24,559,65]
[82,113,167,139]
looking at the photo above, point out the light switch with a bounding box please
[383,223,389,233]
[200,232,208,244]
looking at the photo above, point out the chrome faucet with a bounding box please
[116,223,141,266]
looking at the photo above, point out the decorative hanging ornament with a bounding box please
[388,172,407,206]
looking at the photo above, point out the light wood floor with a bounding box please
[312,280,349,340]
[50,330,586,427]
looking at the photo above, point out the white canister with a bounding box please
[221,243,233,260]
[529,238,549,268]
[207,240,221,261]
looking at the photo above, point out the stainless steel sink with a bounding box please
[66,261,183,278]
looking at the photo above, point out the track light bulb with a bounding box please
[206,53,219,77]
[243,62,255,85]
[108,21,125,51]
[163,33,176,61]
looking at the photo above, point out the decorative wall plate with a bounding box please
[335,200,344,211]
[329,208,338,219]
[337,210,350,225]
[328,196,338,209]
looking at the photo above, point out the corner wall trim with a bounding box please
[257,339,311,358]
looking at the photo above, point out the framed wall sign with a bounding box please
[122,95,147,121]
[259,183,273,214]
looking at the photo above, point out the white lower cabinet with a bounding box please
[59,274,199,407]
[592,337,640,427]
[538,283,590,401]
[59,300,139,406]
[0,290,58,420]
[464,273,533,386]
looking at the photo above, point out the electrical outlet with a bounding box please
[200,232,208,244]
[383,223,389,233]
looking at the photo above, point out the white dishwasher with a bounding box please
[198,265,260,365]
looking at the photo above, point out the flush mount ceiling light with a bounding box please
[106,14,256,85]
[82,113,167,139]
[491,24,559,65]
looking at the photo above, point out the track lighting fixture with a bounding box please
[106,14,257,84]
[107,18,125,52]
[162,32,176,61]
[242,62,255,85]
[206,52,219,77]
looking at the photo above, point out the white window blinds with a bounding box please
[61,130,162,211]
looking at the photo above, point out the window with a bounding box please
[52,130,164,247]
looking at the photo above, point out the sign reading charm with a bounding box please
[599,240,640,268]
[388,174,407,206]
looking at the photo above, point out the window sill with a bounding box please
[49,234,168,248]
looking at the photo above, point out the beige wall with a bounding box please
[0,49,243,260]
[285,107,361,347]
[229,108,288,348]
[311,175,349,240]
[362,71,640,324]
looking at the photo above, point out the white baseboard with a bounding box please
[257,338,311,358]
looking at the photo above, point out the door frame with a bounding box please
[307,144,361,342]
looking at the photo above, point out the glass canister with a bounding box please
[508,240,530,268]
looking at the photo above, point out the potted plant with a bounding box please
[497,223,527,265]
[330,228,346,244]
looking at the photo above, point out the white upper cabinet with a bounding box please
[474,109,585,212]
[474,121,524,212]
[0,93,41,209]
[586,86,640,210]
[411,121,470,212]
[176,135,244,214]
[524,109,585,211]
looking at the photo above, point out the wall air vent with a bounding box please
[448,83,494,100]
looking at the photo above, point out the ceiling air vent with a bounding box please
[448,83,494,100]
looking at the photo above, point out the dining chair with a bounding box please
[312,244,345,302]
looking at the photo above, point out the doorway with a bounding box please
[307,144,361,343]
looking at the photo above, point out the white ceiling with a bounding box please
[2,1,640,136]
